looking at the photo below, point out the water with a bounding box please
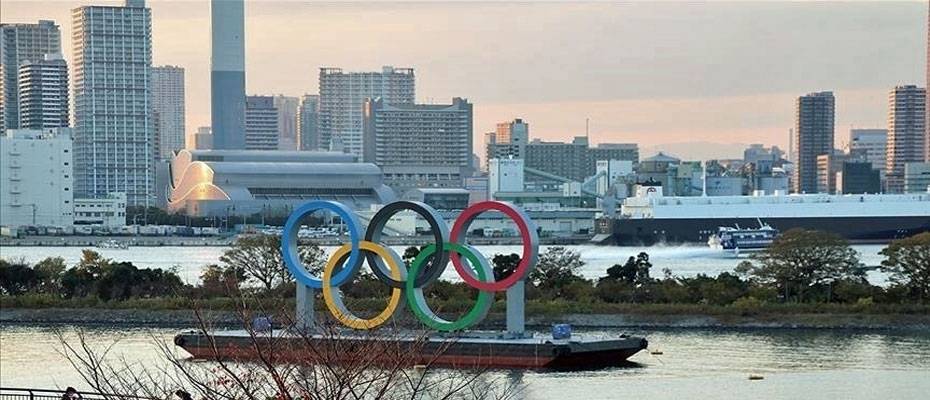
[1,325,928,399]
[0,244,889,285]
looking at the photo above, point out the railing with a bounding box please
[0,388,154,400]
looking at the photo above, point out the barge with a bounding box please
[174,329,648,370]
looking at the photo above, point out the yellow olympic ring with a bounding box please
[321,241,404,330]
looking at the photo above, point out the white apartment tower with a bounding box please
[0,20,62,130]
[319,66,415,157]
[152,65,186,159]
[886,85,927,193]
[72,0,154,206]
[17,54,69,129]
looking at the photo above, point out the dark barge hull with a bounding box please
[174,331,648,370]
[606,216,930,246]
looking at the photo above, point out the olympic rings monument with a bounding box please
[174,200,648,369]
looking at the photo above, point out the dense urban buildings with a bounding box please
[298,94,319,150]
[885,85,927,193]
[245,95,279,151]
[793,91,836,193]
[848,128,888,173]
[0,20,61,130]
[273,95,299,151]
[16,54,68,129]
[152,65,186,160]
[72,0,154,206]
[318,66,415,157]
[485,119,529,171]
[363,97,473,192]
[167,150,394,216]
[210,0,246,150]
[0,128,74,227]
[524,136,639,182]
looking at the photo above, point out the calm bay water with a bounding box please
[1,325,927,399]
[0,244,889,285]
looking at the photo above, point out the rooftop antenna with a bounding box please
[585,118,590,138]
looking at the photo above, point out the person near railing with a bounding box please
[60,387,82,400]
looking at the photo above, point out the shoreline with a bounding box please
[3,308,928,331]
[0,235,594,247]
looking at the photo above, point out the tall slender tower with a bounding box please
[72,0,153,206]
[926,3,929,161]
[793,92,835,193]
[152,65,186,159]
[210,0,246,150]
[885,85,927,193]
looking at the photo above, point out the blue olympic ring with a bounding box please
[282,200,362,289]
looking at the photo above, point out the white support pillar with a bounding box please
[506,280,526,337]
[296,283,315,332]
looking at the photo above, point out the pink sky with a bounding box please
[2,1,925,159]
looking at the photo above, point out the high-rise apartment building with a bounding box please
[17,54,68,129]
[298,94,320,150]
[245,96,279,150]
[885,85,927,193]
[72,0,154,206]
[210,0,246,150]
[848,128,887,173]
[319,66,415,157]
[363,97,472,192]
[152,65,185,159]
[793,91,835,193]
[0,20,62,130]
[273,95,299,151]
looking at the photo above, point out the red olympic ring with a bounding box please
[449,201,539,292]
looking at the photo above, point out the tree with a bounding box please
[33,256,67,294]
[743,229,863,302]
[402,246,422,266]
[0,258,38,295]
[220,235,325,292]
[200,264,247,297]
[880,232,930,302]
[61,250,111,298]
[602,252,652,285]
[491,253,520,281]
[529,247,586,298]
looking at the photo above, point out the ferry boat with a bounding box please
[598,184,930,245]
[707,220,778,255]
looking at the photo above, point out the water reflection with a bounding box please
[1,325,928,400]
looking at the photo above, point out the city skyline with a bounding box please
[1,1,925,160]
